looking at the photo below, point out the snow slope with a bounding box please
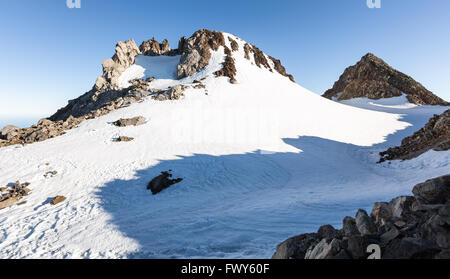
[0,33,448,258]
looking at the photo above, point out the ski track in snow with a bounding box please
[0,33,449,258]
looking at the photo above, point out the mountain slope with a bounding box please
[0,30,448,258]
[323,53,449,106]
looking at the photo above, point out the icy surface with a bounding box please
[0,33,448,259]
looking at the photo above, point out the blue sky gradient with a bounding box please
[0,0,449,125]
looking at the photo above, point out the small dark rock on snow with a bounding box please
[147,171,183,195]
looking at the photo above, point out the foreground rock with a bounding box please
[323,53,449,106]
[379,109,450,162]
[272,175,450,259]
[147,171,183,195]
[0,181,31,210]
[113,116,146,127]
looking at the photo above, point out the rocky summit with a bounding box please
[272,175,450,259]
[322,53,449,106]
[379,109,450,162]
[0,29,294,150]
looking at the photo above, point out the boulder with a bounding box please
[355,209,377,235]
[50,196,66,205]
[419,210,450,249]
[113,136,134,142]
[0,196,19,210]
[382,237,439,259]
[389,196,415,218]
[153,85,185,101]
[317,224,340,239]
[113,116,146,127]
[272,233,320,259]
[147,171,183,195]
[0,125,20,140]
[370,202,391,226]
[342,235,380,259]
[412,175,450,204]
[342,216,359,236]
[305,238,342,259]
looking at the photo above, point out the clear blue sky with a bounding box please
[0,0,449,123]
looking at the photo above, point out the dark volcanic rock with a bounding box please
[379,109,450,162]
[272,233,320,259]
[273,175,450,259]
[323,53,449,106]
[412,175,450,204]
[147,171,183,195]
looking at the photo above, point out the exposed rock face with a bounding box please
[96,40,141,92]
[113,116,146,127]
[177,29,226,79]
[0,181,31,210]
[243,43,295,82]
[51,79,151,122]
[147,171,183,195]
[379,109,450,162]
[139,38,179,56]
[215,45,237,84]
[272,175,450,259]
[323,53,449,106]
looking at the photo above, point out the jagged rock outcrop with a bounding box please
[96,39,141,92]
[272,175,450,259]
[177,29,226,79]
[243,43,295,82]
[323,53,449,106]
[379,109,450,162]
[0,117,83,148]
[215,45,237,84]
[139,38,180,56]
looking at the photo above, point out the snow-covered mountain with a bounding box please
[0,30,448,259]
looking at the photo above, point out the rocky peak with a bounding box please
[323,53,449,106]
